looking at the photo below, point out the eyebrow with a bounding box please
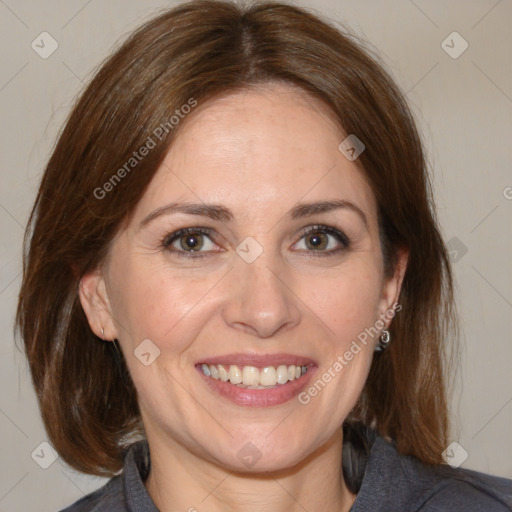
[138,199,367,230]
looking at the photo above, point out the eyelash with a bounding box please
[161,224,350,259]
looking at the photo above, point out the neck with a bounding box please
[144,427,356,512]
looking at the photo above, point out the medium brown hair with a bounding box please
[16,0,456,476]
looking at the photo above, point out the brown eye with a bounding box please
[179,233,204,251]
[162,227,219,258]
[293,225,350,255]
[304,232,329,251]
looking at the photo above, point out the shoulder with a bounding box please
[59,440,154,511]
[408,463,512,511]
[351,433,512,511]
[59,475,126,512]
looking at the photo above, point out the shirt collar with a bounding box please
[123,440,159,511]
[121,430,394,511]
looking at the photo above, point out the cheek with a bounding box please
[107,255,209,351]
[297,261,383,340]
[295,262,382,422]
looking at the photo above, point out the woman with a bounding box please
[16,1,512,510]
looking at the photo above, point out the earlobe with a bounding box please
[78,269,117,341]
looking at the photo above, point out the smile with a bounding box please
[200,363,308,388]
[195,354,317,407]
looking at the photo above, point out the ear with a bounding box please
[78,268,118,341]
[377,248,409,324]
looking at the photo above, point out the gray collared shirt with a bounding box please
[60,432,512,511]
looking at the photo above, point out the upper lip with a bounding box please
[196,353,316,368]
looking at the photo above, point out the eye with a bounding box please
[161,224,350,259]
[292,225,350,255]
[162,227,220,258]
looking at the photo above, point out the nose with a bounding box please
[222,256,301,339]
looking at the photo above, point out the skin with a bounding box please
[80,83,408,512]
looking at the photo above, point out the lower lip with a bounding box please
[195,365,317,407]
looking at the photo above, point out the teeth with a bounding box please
[242,365,259,386]
[201,363,308,387]
[210,365,219,380]
[229,365,243,384]
[276,365,288,384]
[218,364,229,382]
[260,366,276,386]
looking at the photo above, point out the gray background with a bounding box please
[0,0,511,510]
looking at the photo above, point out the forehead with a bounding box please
[131,84,377,228]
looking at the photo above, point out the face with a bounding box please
[80,84,405,472]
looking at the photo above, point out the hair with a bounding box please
[16,0,456,478]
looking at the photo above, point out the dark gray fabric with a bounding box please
[60,431,512,511]
[349,435,512,511]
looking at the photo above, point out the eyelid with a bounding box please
[162,226,216,247]
[162,227,221,258]
[291,224,350,256]
[161,224,350,258]
[295,224,350,247]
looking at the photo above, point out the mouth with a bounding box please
[198,362,309,388]
[195,353,317,407]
